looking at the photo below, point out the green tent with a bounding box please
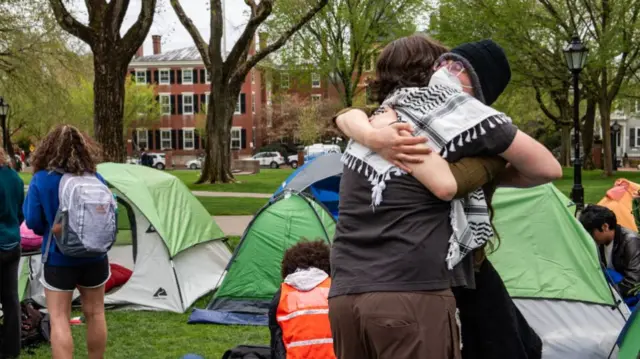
[488,184,630,358]
[189,191,335,325]
[19,163,231,312]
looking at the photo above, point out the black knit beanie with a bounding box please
[438,39,511,106]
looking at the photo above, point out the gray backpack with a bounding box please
[43,173,117,262]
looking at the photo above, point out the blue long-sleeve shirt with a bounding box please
[0,165,24,251]
[23,170,106,266]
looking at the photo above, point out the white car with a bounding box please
[148,153,166,170]
[247,152,285,168]
[288,144,342,169]
[186,157,203,170]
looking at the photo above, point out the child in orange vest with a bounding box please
[268,240,336,359]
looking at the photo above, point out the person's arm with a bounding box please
[23,177,46,236]
[498,130,563,186]
[618,234,640,298]
[269,289,286,359]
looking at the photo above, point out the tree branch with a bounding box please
[121,0,157,58]
[225,0,274,77]
[230,0,329,85]
[170,0,211,67]
[533,83,561,123]
[48,0,94,44]
[108,0,131,37]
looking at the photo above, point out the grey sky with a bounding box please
[70,0,249,54]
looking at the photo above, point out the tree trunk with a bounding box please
[600,100,613,176]
[93,54,127,162]
[197,87,234,184]
[582,98,597,170]
[560,125,571,167]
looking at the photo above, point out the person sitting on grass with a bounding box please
[268,240,335,359]
[579,205,640,307]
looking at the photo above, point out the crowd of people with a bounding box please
[1,32,639,359]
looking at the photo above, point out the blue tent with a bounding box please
[272,153,342,218]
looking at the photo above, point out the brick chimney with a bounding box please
[152,35,162,55]
[135,46,143,58]
[259,32,268,51]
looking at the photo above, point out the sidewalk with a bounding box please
[213,215,252,236]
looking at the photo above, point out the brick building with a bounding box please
[127,35,263,166]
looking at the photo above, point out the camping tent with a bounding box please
[598,178,640,232]
[189,191,336,325]
[489,185,631,358]
[20,163,231,313]
[272,153,342,218]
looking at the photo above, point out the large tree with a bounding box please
[269,0,428,107]
[170,0,328,183]
[48,0,157,162]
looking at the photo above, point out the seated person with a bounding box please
[580,205,640,302]
[268,240,335,359]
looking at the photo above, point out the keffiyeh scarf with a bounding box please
[341,68,512,269]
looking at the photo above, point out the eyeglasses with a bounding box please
[433,60,473,89]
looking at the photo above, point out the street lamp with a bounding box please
[0,97,9,153]
[611,121,621,171]
[564,34,589,213]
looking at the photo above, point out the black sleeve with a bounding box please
[618,233,640,297]
[453,120,518,161]
[269,289,286,359]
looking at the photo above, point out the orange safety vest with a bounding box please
[276,277,336,359]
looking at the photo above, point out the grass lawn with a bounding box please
[171,169,293,194]
[552,168,640,204]
[197,197,267,216]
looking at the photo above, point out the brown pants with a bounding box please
[328,290,462,359]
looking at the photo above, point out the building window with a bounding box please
[204,92,210,113]
[235,94,241,115]
[159,94,171,115]
[231,127,241,149]
[161,129,172,149]
[281,73,289,89]
[311,73,321,88]
[135,70,146,84]
[205,69,211,83]
[311,94,322,103]
[136,129,148,149]
[159,69,170,85]
[635,100,640,113]
[251,70,255,84]
[183,128,195,150]
[183,93,194,114]
[252,91,256,114]
[182,68,193,84]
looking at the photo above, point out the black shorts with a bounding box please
[42,257,111,292]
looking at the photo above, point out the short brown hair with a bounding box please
[31,125,102,175]
[369,35,449,103]
[281,239,331,279]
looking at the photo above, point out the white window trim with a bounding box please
[159,68,171,85]
[160,128,172,150]
[251,91,256,114]
[159,93,171,115]
[235,94,242,115]
[182,68,194,85]
[135,68,146,85]
[311,73,321,88]
[182,92,194,115]
[136,128,148,149]
[281,73,290,89]
[205,69,211,84]
[204,92,210,113]
[183,127,195,150]
[230,126,242,150]
[311,94,322,102]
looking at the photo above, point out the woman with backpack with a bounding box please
[0,146,24,359]
[23,125,112,359]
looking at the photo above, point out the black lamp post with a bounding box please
[0,97,9,153]
[611,121,621,171]
[564,34,589,212]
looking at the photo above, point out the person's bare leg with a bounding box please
[45,289,74,359]
[78,285,107,359]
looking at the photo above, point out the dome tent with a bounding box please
[189,191,335,325]
[20,163,231,313]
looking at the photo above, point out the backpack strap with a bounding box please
[42,210,62,264]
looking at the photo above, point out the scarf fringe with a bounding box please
[341,152,405,209]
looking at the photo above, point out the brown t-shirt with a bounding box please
[329,120,518,298]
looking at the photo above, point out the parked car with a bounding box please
[186,157,203,170]
[246,152,285,168]
[147,153,166,170]
[288,144,342,169]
